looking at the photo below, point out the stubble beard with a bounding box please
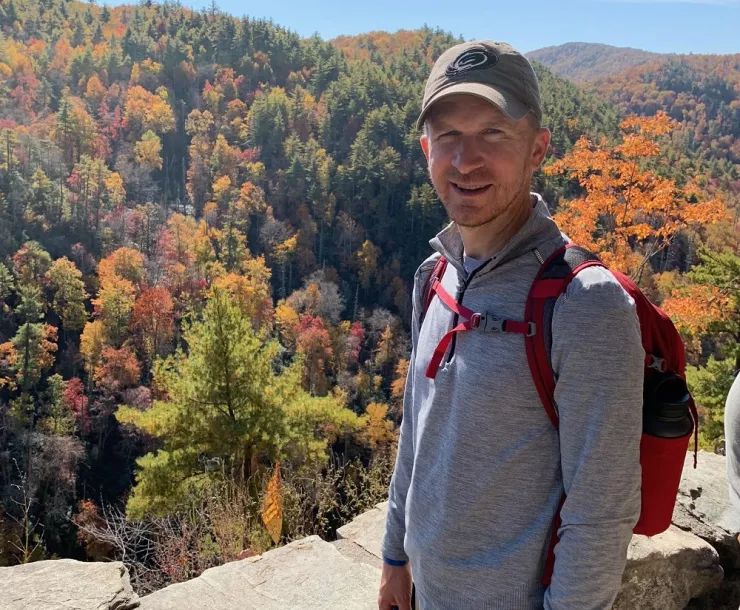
[436,172,532,229]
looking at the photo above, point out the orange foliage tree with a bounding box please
[545,111,727,278]
[94,346,141,394]
[130,287,175,364]
[389,358,409,420]
[661,248,740,365]
[98,247,146,289]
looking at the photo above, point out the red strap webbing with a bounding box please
[422,257,448,316]
[425,319,475,379]
[424,275,532,379]
[526,292,559,427]
[500,320,533,334]
[525,245,606,428]
[432,276,475,319]
[542,493,566,586]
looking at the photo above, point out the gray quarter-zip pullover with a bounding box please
[382,193,643,609]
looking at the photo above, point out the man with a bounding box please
[378,41,643,610]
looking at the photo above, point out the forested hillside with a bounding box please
[591,55,740,169]
[0,0,737,593]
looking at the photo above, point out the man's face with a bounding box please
[420,94,550,228]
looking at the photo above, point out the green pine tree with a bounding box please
[117,288,359,518]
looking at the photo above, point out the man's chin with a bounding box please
[448,208,498,229]
[455,217,497,228]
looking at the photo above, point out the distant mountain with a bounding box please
[528,42,740,171]
[527,42,670,82]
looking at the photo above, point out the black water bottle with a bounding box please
[643,372,694,438]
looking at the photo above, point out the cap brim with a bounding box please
[416,82,529,131]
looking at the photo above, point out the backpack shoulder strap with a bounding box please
[420,255,447,325]
[527,244,605,588]
[525,244,604,428]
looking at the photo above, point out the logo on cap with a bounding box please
[445,48,498,77]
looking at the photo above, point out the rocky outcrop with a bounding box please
[4,451,739,609]
[336,500,724,610]
[0,559,139,610]
[613,527,723,610]
[137,535,380,610]
[675,450,740,609]
[674,451,740,568]
[335,500,387,559]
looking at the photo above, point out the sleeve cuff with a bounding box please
[383,556,409,567]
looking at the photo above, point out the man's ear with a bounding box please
[420,133,430,162]
[530,127,551,171]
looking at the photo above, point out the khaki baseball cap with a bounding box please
[417,41,543,131]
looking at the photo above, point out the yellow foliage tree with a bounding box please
[275,303,300,348]
[80,320,107,377]
[237,181,267,215]
[374,325,395,371]
[358,402,397,454]
[104,172,126,207]
[134,131,163,171]
[357,240,380,289]
[84,74,106,110]
[211,256,274,331]
[92,279,135,347]
[389,358,409,419]
[129,62,141,86]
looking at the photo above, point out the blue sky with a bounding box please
[105,0,738,55]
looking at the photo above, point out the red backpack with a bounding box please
[421,243,698,585]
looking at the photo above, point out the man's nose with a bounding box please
[451,136,485,175]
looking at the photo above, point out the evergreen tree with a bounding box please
[117,288,359,518]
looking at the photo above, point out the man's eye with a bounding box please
[484,128,502,135]
[438,131,459,139]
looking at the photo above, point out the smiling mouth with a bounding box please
[451,183,492,195]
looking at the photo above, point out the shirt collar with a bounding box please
[429,193,561,277]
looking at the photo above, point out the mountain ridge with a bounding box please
[527,41,671,82]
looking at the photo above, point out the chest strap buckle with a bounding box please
[472,313,536,337]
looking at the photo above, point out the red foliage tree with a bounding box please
[63,376,90,435]
[295,314,333,396]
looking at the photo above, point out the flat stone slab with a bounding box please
[138,536,380,610]
[331,538,383,571]
[0,559,139,610]
[336,500,387,560]
[614,526,723,610]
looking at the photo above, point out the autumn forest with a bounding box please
[0,0,738,593]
